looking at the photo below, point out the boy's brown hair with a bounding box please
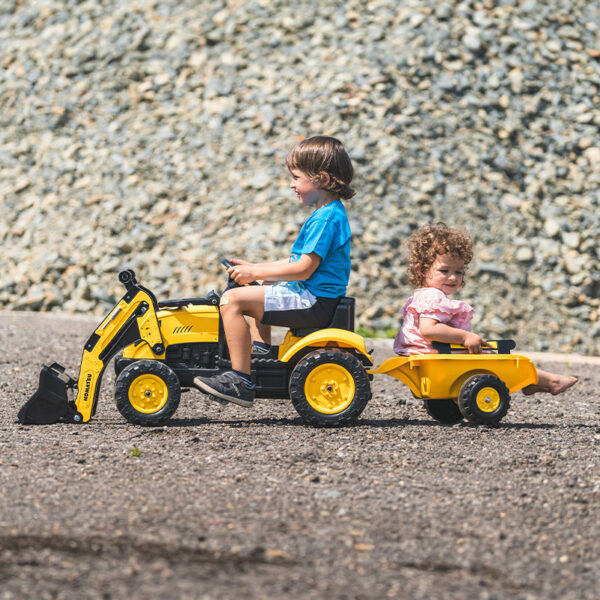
[407,223,473,287]
[286,136,356,200]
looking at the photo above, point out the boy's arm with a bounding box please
[228,254,321,285]
[231,257,296,285]
[419,317,487,354]
[231,258,290,268]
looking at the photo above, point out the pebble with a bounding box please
[516,247,534,262]
[501,193,521,209]
[561,232,580,250]
[0,0,599,355]
[462,27,483,53]
[583,147,600,165]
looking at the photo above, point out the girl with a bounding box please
[394,223,577,396]
[194,136,355,407]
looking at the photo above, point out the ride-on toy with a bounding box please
[18,263,539,428]
[19,262,373,427]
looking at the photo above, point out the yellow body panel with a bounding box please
[122,305,219,360]
[368,354,538,399]
[278,328,373,364]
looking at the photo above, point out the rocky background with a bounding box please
[1,0,599,354]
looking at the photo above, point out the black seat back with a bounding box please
[290,297,355,338]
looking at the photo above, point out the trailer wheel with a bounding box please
[458,374,510,425]
[289,349,371,427]
[115,360,180,426]
[423,398,463,424]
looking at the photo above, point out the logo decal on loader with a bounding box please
[173,326,193,334]
[83,373,93,404]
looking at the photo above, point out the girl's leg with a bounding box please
[522,369,578,396]
[219,286,266,374]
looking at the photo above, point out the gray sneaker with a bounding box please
[193,371,255,408]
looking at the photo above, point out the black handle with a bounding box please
[432,340,516,355]
[220,259,259,286]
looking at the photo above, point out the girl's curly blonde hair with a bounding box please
[406,223,473,287]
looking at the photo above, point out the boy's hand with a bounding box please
[462,332,488,354]
[228,264,257,285]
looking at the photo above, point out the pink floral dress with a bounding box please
[393,287,474,355]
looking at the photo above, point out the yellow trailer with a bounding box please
[369,341,538,425]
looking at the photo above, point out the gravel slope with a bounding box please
[1,0,600,354]
[1,311,598,599]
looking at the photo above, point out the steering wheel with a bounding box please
[221,259,260,290]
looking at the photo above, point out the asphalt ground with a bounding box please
[0,311,598,600]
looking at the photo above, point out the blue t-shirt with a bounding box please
[289,200,351,298]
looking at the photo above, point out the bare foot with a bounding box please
[548,375,578,395]
[522,373,578,396]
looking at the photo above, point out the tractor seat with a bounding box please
[290,297,355,338]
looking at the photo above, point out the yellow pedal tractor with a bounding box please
[19,263,373,427]
[369,341,538,425]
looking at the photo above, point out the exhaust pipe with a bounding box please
[18,363,81,425]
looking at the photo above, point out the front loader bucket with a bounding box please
[18,363,80,425]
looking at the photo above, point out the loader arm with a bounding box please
[18,271,166,424]
[74,291,164,422]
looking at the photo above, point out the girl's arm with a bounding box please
[419,317,487,354]
[228,254,321,285]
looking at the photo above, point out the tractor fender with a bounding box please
[279,328,373,365]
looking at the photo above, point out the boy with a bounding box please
[193,136,356,406]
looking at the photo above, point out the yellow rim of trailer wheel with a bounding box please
[129,374,169,414]
[475,386,501,413]
[304,364,355,414]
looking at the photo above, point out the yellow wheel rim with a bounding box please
[304,364,355,415]
[129,374,169,414]
[475,387,501,413]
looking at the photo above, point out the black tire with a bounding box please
[458,374,510,425]
[115,360,180,426]
[423,398,463,424]
[289,349,371,427]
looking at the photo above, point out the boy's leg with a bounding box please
[219,286,266,373]
[249,281,278,347]
[249,318,271,346]
[193,286,265,407]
